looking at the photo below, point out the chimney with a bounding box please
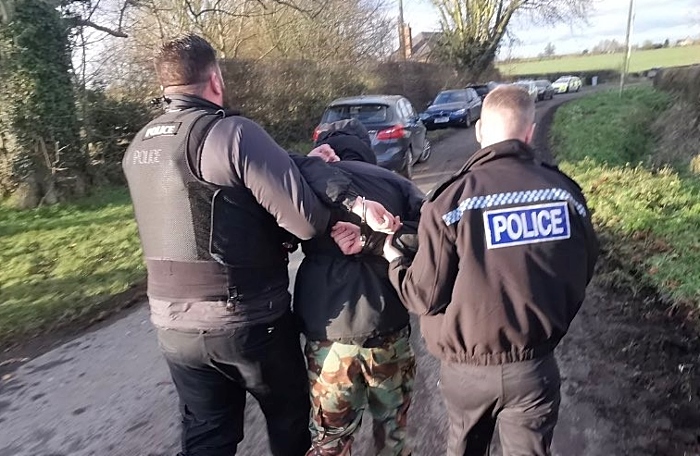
[402,24,413,60]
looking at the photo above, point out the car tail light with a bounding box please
[376,125,406,140]
[312,126,322,142]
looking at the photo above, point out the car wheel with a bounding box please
[464,111,472,128]
[418,138,432,163]
[401,147,414,179]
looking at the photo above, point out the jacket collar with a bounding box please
[458,139,536,174]
[163,93,224,113]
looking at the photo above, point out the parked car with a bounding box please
[534,79,555,100]
[313,95,430,179]
[465,83,490,100]
[419,89,482,130]
[514,80,539,102]
[487,81,506,91]
[552,76,582,93]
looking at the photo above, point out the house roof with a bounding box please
[411,32,442,60]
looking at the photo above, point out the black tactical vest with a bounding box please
[123,100,290,302]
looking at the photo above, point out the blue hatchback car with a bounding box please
[420,88,483,130]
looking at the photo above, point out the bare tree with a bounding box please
[98,0,393,94]
[432,0,591,78]
[256,0,394,63]
[542,42,555,57]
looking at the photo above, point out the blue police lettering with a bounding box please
[484,202,571,249]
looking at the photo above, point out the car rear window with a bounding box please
[471,86,489,96]
[322,104,390,124]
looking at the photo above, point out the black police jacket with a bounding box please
[390,139,599,365]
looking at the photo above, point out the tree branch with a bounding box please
[73,18,128,37]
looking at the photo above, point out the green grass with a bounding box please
[500,45,700,76]
[0,188,144,347]
[551,87,700,306]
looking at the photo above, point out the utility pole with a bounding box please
[398,0,406,60]
[619,0,635,96]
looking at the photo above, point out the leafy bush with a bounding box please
[81,88,154,184]
[0,0,85,204]
[552,87,699,307]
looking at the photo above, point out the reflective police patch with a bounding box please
[143,122,181,140]
[483,201,571,249]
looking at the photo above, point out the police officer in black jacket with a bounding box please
[122,35,395,456]
[384,85,599,456]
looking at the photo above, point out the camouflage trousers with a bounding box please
[304,327,416,456]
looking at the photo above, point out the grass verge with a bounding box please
[0,187,144,349]
[551,87,700,308]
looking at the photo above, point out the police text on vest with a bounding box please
[143,122,181,140]
[483,201,571,249]
[131,149,161,165]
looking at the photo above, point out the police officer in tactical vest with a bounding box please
[122,34,396,456]
[383,85,599,456]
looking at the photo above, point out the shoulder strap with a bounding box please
[186,110,226,182]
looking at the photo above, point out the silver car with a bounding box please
[513,81,539,102]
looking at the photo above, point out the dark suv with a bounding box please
[420,89,482,130]
[313,95,430,179]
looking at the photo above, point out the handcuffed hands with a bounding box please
[330,222,363,255]
[351,199,401,234]
[308,144,339,163]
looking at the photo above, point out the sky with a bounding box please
[400,0,700,58]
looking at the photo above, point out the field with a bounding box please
[499,45,700,76]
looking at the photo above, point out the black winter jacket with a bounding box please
[390,140,599,365]
[294,120,425,344]
[294,160,424,344]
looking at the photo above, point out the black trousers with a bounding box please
[439,353,561,456]
[158,311,311,456]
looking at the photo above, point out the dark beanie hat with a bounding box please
[315,119,376,165]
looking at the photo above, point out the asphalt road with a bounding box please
[0,87,612,456]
